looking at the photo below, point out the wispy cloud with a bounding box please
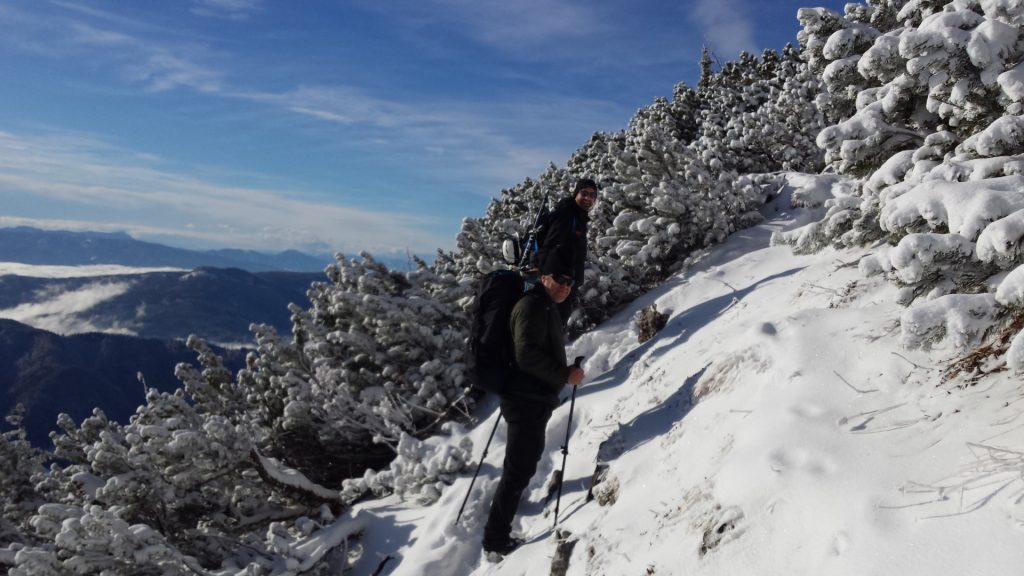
[418,0,605,46]
[68,22,133,46]
[0,130,454,254]
[358,0,609,56]
[354,0,702,77]
[238,83,616,191]
[191,0,264,20]
[0,5,224,93]
[692,0,758,60]
[124,50,224,93]
[3,5,603,191]
[0,0,650,244]
[245,85,419,128]
[0,281,136,335]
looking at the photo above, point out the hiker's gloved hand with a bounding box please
[567,367,584,387]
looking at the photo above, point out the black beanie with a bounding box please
[573,178,598,194]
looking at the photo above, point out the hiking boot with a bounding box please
[483,536,524,560]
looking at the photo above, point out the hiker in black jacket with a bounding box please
[482,251,584,557]
[536,178,598,326]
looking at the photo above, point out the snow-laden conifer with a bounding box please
[785,0,1024,360]
[0,407,45,549]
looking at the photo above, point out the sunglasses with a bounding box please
[577,189,598,199]
[552,274,575,287]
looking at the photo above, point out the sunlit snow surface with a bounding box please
[342,174,1024,575]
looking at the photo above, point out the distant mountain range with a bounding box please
[0,319,247,446]
[0,226,427,272]
[0,226,334,272]
[0,226,430,446]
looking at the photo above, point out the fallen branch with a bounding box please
[833,258,861,270]
[833,370,878,394]
[891,352,929,370]
[711,278,738,293]
[250,449,345,503]
[807,283,839,295]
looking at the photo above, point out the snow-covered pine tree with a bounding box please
[698,46,716,92]
[798,2,907,125]
[267,253,472,456]
[782,0,1024,364]
[9,337,374,574]
[735,44,828,173]
[0,406,45,549]
[595,96,705,287]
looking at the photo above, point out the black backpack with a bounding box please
[470,269,527,394]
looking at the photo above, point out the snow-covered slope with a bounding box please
[346,175,1024,575]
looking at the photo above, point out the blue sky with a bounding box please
[0,0,846,256]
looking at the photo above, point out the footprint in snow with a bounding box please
[831,531,851,556]
[790,402,827,419]
[768,447,837,476]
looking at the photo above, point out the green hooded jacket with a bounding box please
[507,283,570,407]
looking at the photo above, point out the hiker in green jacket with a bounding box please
[482,249,584,557]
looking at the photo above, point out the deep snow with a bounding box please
[340,175,1024,575]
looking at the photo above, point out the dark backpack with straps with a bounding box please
[470,269,527,394]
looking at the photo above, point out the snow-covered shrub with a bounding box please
[784,0,1024,356]
[881,176,1024,239]
[2,337,373,575]
[976,208,1024,267]
[799,2,902,124]
[771,175,861,253]
[774,194,862,254]
[888,233,976,285]
[960,116,1024,158]
[9,505,196,576]
[995,264,1024,308]
[0,407,45,549]
[859,247,892,280]
[813,1,1024,177]
[901,293,998,349]
[341,431,473,506]
[294,254,472,444]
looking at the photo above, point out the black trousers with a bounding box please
[482,396,553,546]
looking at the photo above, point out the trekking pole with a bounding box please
[455,413,502,525]
[516,192,550,270]
[553,356,585,527]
